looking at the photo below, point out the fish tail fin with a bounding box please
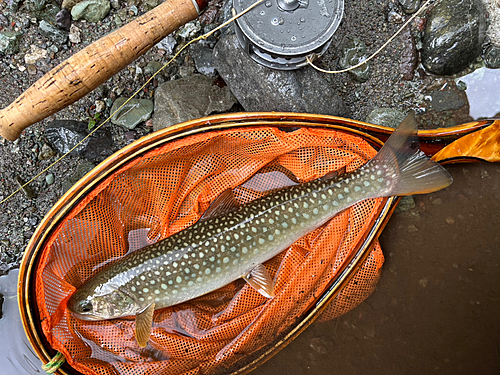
[368,112,453,196]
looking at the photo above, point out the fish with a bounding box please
[67,113,453,347]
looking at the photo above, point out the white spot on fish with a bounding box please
[259,238,265,244]
[268,235,274,241]
[321,194,327,200]
[184,268,190,274]
[233,259,239,265]
[131,286,136,292]
[364,181,370,187]
[143,288,149,293]
[338,193,343,200]
[354,186,361,192]
[323,204,329,210]
[242,247,248,254]
[199,252,204,258]
[155,290,160,294]
[344,187,349,193]
[209,256,215,262]
[205,268,211,275]
[161,284,167,290]
[150,280,155,285]
[140,276,145,281]
[194,264,200,269]
[313,208,319,215]
[188,281,194,286]
[216,267,221,273]
[173,262,178,268]
[252,227,257,233]
[269,218,275,224]
[176,276,182,283]
[223,257,229,263]
[303,202,309,209]
[234,233,239,240]
[303,213,310,219]
[282,222,288,228]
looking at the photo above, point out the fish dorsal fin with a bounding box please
[320,165,346,181]
[200,189,240,221]
[243,264,275,298]
[135,302,155,348]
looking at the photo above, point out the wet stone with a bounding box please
[38,20,68,44]
[110,97,154,130]
[421,0,487,75]
[153,74,237,131]
[483,45,500,69]
[38,143,56,160]
[71,0,111,22]
[0,31,22,55]
[45,120,89,155]
[144,61,164,77]
[69,24,81,44]
[190,43,216,77]
[339,36,371,83]
[400,28,417,81]
[430,91,465,112]
[24,44,48,64]
[55,8,71,31]
[213,33,348,116]
[46,173,55,185]
[178,20,201,40]
[156,35,177,55]
[399,0,420,14]
[62,161,95,194]
[81,129,113,163]
[395,196,416,212]
[365,108,406,128]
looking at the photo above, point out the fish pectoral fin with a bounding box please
[320,165,347,181]
[135,302,155,348]
[243,264,275,298]
[200,189,241,221]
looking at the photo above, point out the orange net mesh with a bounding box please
[36,126,385,375]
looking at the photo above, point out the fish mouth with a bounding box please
[69,311,102,321]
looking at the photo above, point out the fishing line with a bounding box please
[306,0,435,74]
[0,0,264,205]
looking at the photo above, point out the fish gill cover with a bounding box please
[36,125,386,375]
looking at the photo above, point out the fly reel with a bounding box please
[233,0,344,70]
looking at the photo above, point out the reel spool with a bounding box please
[233,0,344,70]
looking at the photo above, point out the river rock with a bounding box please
[213,34,348,116]
[45,120,89,155]
[338,36,371,83]
[399,0,420,14]
[365,108,406,128]
[62,161,95,194]
[400,28,417,80]
[38,20,68,44]
[55,8,72,31]
[0,31,22,55]
[110,97,154,129]
[190,43,216,77]
[421,0,487,76]
[483,45,500,69]
[71,0,110,22]
[153,74,237,131]
[430,90,465,112]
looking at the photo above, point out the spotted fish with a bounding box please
[68,113,453,347]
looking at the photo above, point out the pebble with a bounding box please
[45,173,55,185]
[189,43,216,77]
[365,108,406,128]
[421,0,487,75]
[71,0,111,22]
[407,224,419,233]
[55,8,71,30]
[178,20,201,40]
[483,45,500,69]
[431,198,442,206]
[156,35,177,55]
[27,64,37,75]
[24,44,48,64]
[430,91,465,112]
[68,24,81,44]
[45,119,89,155]
[445,216,455,225]
[400,28,417,81]
[144,61,164,77]
[110,97,154,130]
[38,143,56,160]
[38,20,68,44]
[419,278,428,287]
[338,35,370,82]
[399,0,420,14]
[0,31,23,55]
[95,100,106,113]
[61,161,95,194]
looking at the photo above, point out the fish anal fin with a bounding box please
[243,264,275,298]
[135,302,155,348]
[320,165,347,181]
[200,189,240,221]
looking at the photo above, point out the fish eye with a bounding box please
[78,300,93,313]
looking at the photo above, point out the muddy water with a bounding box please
[0,269,43,374]
[254,162,500,375]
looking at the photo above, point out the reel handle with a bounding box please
[0,0,205,141]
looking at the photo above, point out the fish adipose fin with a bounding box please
[243,264,275,298]
[135,302,155,348]
[369,112,453,196]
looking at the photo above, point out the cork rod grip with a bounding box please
[0,0,201,141]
